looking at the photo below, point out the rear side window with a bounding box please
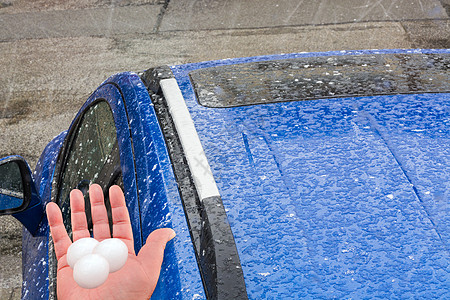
[58,100,122,236]
[189,53,450,107]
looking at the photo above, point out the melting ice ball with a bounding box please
[93,238,128,273]
[67,237,128,288]
[67,237,99,269]
[73,254,109,289]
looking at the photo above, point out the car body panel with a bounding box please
[111,73,205,299]
[14,49,449,298]
[170,49,450,298]
[21,76,204,299]
[22,131,66,299]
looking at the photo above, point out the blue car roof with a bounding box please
[170,49,450,298]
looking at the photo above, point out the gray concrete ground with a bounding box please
[0,0,449,299]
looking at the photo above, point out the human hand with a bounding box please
[46,184,176,300]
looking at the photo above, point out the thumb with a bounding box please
[137,228,176,283]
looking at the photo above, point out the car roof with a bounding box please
[167,49,450,298]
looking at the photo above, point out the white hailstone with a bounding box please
[93,238,128,273]
[67,238,99,269]
[73,254,109,289]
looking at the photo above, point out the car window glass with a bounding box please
[190,53,450,107]
[58,100,123,236]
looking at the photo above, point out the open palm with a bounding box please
[46,184,175,300]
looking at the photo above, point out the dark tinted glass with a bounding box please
[58,101,121,236]
[190,53,450,107]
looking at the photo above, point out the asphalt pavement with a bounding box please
[0,0,449,298]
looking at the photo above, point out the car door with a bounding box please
[44,81,141,299]
[19,73,205,299]
[50,73,206,300]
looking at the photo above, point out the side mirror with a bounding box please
[0,156,43,235]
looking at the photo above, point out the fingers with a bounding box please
[109,185,134,253]
[89,184,111,241]
[137,229,176,284]
[70,189,90,241]
[46,202,72,261]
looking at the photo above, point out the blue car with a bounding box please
[0,49,449,299]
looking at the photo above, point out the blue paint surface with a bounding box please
[22,131,66,299]
[111,73,205,299]
[171,49,450,298]
[95,81,143,250]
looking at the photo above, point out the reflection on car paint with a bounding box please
[171,49,450,298]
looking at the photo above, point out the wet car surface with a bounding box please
[1,49,449,299]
